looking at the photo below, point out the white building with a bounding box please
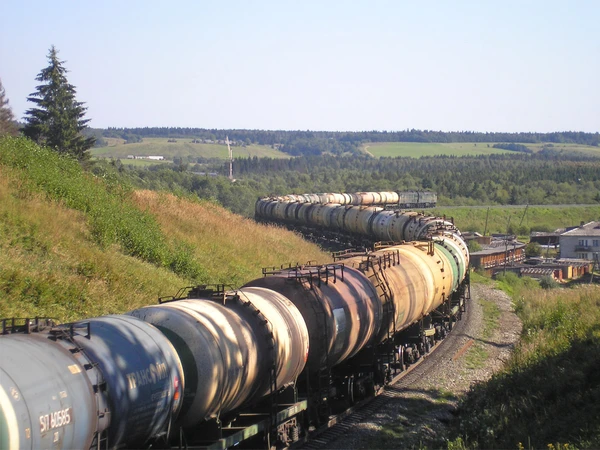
[559,221,600,260]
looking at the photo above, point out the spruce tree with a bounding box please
[0,78,18,137]
[23,46,94,160]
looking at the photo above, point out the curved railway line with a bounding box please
[300,296,472,449]
[1,191,471,450]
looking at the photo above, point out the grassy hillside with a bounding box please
[0,137,329,323]
[363,142,600,158]
[432,205,600,235]
[91,137,290,162]
[452,274,600,448]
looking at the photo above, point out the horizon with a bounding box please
[91,126,599,134]
[2,0,599,133]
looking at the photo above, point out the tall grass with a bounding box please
[0,163,187,321]
[453,275,600,448]
[0,137,330,322]
[130,190,331,286]
[0,137,203,280]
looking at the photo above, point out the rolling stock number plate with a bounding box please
[39,408,72,433]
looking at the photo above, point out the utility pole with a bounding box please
[504,216,511,274]
[483,207,490,236]
[226,136,234,181]
[519,204,529,228]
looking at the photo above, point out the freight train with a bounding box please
[0,191,468,450]
[255,191,448,245]
[257,190,436,209]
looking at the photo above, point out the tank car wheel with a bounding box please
[398,346,406,371]
[347,375,355,405]
[439,325,447,339]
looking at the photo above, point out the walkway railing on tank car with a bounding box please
[331,248,369,261]
[158,284,235,305]
[1,317,56,334]
[357,249,401,272]
[262,263,345,288]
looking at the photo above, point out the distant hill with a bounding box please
[0,137,329,323]
[86,127,600,157]
[91,137,290,164]
[362,141,600,158]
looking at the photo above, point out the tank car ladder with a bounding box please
[47,323,110,450]
[364,251,400,380]
[299,266,339,423]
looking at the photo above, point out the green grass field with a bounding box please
[526,142,600,156]
[363,142,600,158]
[453,274,600,449]
[432,205,600,236]
[91,137,290,162]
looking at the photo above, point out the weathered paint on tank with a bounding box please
[67,315,184,448]
[245,265,382,372]
[128,288,309,427]
[0,333,102,450]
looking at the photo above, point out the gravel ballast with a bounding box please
[322,283,523,449]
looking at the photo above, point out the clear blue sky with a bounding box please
[1,0,598,132]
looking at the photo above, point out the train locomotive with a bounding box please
[0,191,469,450]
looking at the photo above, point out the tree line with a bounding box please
[2,46,598,160]
[95,127,600,156]
[95,150,600,218]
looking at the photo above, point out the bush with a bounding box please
[525,242,542,257]
[467,240,482,253]
[516,225,530,236]
[539,275,558,289]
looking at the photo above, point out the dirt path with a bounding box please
[363,145,375,157]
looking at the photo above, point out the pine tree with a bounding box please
[0,78,18,137]
[23,46,94,160]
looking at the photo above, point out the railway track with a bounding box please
[299,303,472,449]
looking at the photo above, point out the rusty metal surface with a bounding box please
[245,265,382,372]
[343,243,453,342]
[129,288,309,428]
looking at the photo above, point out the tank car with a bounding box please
[0,315,184,450]
[127,286,309,428]
[245,235,469,421]
[256,192,456,245]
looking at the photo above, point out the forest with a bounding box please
[100,150,600,218]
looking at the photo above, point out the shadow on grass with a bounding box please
[451,335,600,449]
[462,333,517,350]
